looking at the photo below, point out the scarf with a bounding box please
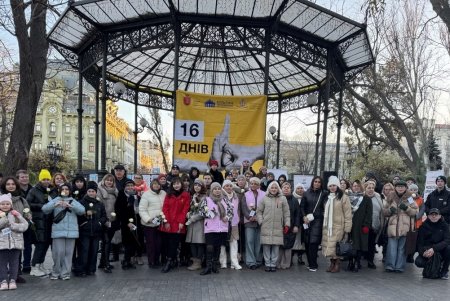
[210,193,226,219]
[324,193,336,237]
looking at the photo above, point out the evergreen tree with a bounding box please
[428,132,442,171]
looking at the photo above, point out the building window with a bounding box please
[66,107,71,113]
[65,142,70,151]
[89,143,94,152]
[49,122,56,135]
[89,125,95,134]
[65,124,71,133]
[35,123,41,133]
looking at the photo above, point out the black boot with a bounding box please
[200,258,212,275]
[162,259,172,273]
[212,259,220,274]
[354,253,361,272]
[110,244,120,262]
[346,258,354,272]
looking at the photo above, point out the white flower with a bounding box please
[74,191,79,195]
[46,188,51,192]
[194,203,199,207]
[111,212,116,217]
[0,212,5,218]
[89,203,93,207]
[161,214,165,219]
[160,211,164,216]
[204,206,209,212]
[23,208,30,214]
[60,192,67,197]
[163,219,167,223]
[129,218,134,223]
[412,193,417,198]
[241,189,245,193]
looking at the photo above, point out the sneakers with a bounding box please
[30,265,47,277]
[441,272,449,280]
[0,280,8,291]
[62,276,70,281]
[50,275,59,280]
[40,265,51,275]
[308,267,317,272]
[8,280,16,290]
[136,257,144,265]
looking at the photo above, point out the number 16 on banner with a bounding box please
[175,120,204,142]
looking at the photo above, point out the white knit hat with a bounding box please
[327,176,340,188]
[222,179,233,187]
[0,193,12,205]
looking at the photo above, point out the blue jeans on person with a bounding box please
[22,229,33,270]
[385,236,406,272]
[245,227,262,267]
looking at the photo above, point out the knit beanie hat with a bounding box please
[86,181,98,192]
[222,179,233,187]
[194,178,204,186]
[408,183,419,191]
[39,169,52,181]
[0,193,12,204]
[436,176,447,184]
[157,174,166,181]
[209,182,222,196]
[327,176,340,188]
[209,160,219,167]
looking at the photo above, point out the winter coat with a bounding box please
[42,197,85,239]
[26,183,53,242]
[417,217,450,256]
[202,197,231,234]
[78,196,107,237]
[242,189,265,227]
[160,191,190,234]
[414,196,425,229]
[115,190,140,245]
[321,193,352,257]
[20,184,33,199]
[383,191,418,238]
[425,188,450,222]
[97,183,119,228]
[350,195,373,252]
[257,193,290,246]
[11,195,29,215]
[186,193,206,244]
[285,195,301,229]
[300,188,327,244]
[0,213,29,250]
[209,169,224,185]
[139,189,166,227]
[134,181,149,197]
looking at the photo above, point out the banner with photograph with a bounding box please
[174,90,267,172]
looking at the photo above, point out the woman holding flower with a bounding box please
[257,181,290,272]
[185,178,206,271]
[160,178,191,273]
[0,194,29,290]
[97,173,119,273]
[139,179,167,268]
[42,183,85,280]
[200,182,234,275]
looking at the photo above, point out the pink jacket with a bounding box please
[203,197,230,234]
[243,189,265,223]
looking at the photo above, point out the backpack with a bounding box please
[422,253,442,279]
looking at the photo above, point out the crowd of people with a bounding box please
[0,160,449,291]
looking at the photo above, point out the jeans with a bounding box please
[263,245,279,267]
[143,226,161,265]
[0,250,21,281]
[22,228,33,269]
[245,227,262,266]
[385,236,406,271]
[76,235,100,274]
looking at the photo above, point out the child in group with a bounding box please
[0,193,29,290]
[74,181,107,277]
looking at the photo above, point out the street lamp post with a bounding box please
[133,117,148,173]
[269,126,281,169]
[47,142,63,172]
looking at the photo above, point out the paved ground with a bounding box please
[1,252,449,301]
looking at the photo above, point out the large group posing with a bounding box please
[0,159,449,291]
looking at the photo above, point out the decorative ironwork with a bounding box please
[52,44,79,68]
[80,33,105,73]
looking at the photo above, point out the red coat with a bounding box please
[160,191,190,234]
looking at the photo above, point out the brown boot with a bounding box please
[326,259,335,272]
[187,258,202,271]
[331,258,340,273]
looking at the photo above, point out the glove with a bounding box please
[10,210,19,217]
[362,226,370,234]
[399,203,408,211]
[389,207,397,214]
[283,226,289,234]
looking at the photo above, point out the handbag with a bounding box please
[336,239,354,257]
[405,217,418,256]
[423,253,442,279]
[283,231,296,249]
[52,199,73,224]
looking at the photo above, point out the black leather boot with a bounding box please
[200,252,213,276]
[161,259,172,273]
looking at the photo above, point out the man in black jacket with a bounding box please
[417,208,450,280]
[426,176,450,227]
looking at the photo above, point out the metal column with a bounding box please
[263,28,271,167]
[100,35,108,175]
[335,87,343,174]
[94,88,100,174]
[319,51,332,175]
[313,92,322,176]
[133,91,139,173]
[172,20,180,167]
[77,61,83,174]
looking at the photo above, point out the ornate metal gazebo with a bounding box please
[48,0,374,175]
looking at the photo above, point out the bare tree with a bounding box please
[343,0,446,177]
[142,107,171,174]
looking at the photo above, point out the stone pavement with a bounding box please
[1,253,449,301]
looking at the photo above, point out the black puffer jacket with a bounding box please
[425,189,450,223]
[417,217,450,256]
[300,189,327,244]
[26,183,52,243]
[78,196,107,237]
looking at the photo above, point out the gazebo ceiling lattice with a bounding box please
[48,0,374,113]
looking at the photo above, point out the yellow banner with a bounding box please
[174,90,267,172]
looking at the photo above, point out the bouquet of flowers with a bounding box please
[199,200,216,219]
[86,203,96,218]
[151,212,167,226]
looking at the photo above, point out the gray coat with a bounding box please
[257,193,290,245]
[0,213,29,250]
[185,194,205,244]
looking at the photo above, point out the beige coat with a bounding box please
[0,213,29,250]
[383,191,418,238]
[322,194,352,258]
[139,189,166,227]
[257,193,290,246]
